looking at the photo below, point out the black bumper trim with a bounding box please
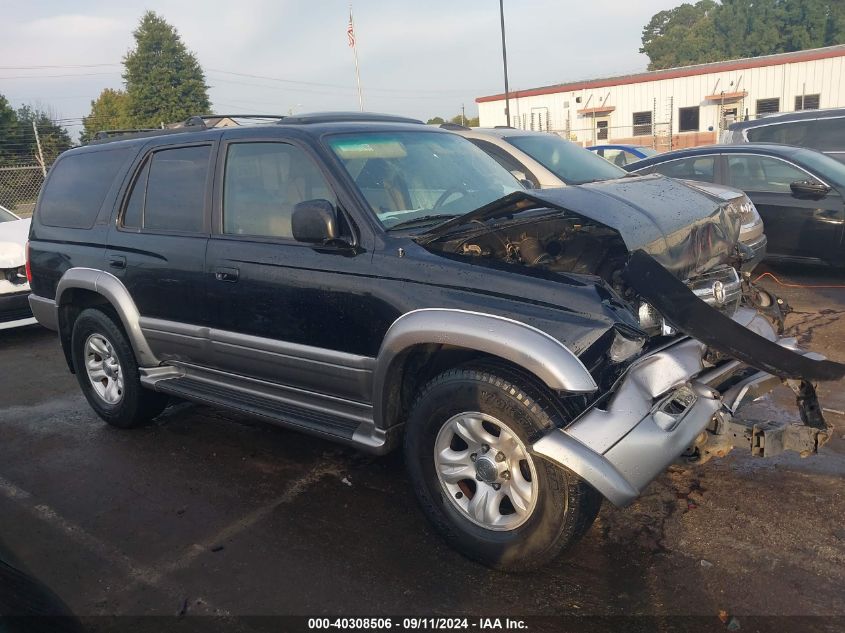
[623,250,845,382]
[0,291,33,324]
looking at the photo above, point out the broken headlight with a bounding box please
[608,330,646,363]
[637,302,676,337]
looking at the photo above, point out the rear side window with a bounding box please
[639,156,716,183]
[122,145,211,233]
[39,148,132,228]
[747,118,845,152]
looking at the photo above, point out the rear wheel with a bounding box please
[404,365,602,571]
[71,308,168,428]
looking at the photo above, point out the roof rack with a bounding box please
[494,125,516,129]
[439,122,470,131]
[88,111,424,145]
[278,112,423,125]
[93,128,161,141]
[181,114,286,128]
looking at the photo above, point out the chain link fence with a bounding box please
[0,165,46,218]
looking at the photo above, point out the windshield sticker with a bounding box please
[331,139,408,160]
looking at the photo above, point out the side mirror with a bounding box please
[790,180,830,199]
[292,199,338,244]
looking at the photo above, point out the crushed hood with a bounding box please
[524,175,741,279]
[0,218,30,269]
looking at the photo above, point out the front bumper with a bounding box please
[531,307,832,507]
[740,232,767,271]
[0,290,36,330]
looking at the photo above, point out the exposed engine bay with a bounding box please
[434,214,627,283]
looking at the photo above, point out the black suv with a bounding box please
[27,113,841,570]
[722,107,845,164]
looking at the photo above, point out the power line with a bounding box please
[0,63,122,70]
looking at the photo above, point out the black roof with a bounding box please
[87,111,424,146]
[727,107,845,131]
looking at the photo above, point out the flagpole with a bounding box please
[353,41,363,111]
[349,5,364,111]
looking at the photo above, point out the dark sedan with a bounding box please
[626,144,845,267]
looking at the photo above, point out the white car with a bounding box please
[0,205,36,330]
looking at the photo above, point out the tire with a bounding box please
[404,365,602,572]
[70,308,168,428]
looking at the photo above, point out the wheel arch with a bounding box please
[372,309,597,432]
[55,268,159,369]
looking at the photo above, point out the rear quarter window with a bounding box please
[38,148,133,229]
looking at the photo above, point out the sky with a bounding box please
[1,0,676,140]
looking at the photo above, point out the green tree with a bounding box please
[15,105,72,165]
[641,0,845,70]
[640,1,718,70]
[80,89,133,142]
[123,11,210,127]
[427,114,480,126]
[0,95,18,165]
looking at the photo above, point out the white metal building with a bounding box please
[476,45,845,150]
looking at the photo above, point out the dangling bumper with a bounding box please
[531,307,835,507]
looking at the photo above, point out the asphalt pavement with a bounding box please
[1,262,843,632]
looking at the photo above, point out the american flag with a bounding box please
[347,9,356,48]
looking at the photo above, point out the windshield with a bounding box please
[0,205,17,222]
[327,131,521,229]
[638,147,659,157]
[507,135,627,184]
[794,148,845,188]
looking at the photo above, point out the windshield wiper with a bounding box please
[386,214,458,231]
[414,191,543,243]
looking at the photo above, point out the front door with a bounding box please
[203,137,385,402]
[721,154,844,263]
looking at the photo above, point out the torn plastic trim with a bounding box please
[530,308,835,507]
[623,250,845,382]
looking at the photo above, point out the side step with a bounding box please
[152,373,371,446]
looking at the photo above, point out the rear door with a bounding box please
[721,153,843,262]
[106,141,216,362]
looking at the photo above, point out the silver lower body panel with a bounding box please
[531,307,824,507]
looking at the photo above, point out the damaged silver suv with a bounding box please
[27,113,842,571]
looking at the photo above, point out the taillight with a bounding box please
[25,241,32,284]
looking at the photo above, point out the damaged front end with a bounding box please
[419,186,843,507]
[531,252,841,507]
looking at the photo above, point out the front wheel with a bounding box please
[404,366,602,571]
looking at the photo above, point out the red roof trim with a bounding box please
[476,46,845,104]
[577,105,615,115]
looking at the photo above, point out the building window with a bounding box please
[678,106,699,132]
[756,98,780,116]
[632,111,652,136]
[795,94,820,110]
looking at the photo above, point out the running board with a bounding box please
[141,365,390,454]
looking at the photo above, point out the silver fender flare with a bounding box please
[372,308,597,429]
[56,267,159,367]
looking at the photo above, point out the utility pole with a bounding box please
[461,104,466,126]
[32,121,46,177]
[499,0,511,127]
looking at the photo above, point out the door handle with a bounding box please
[108,255,126,269]
[214,267,239,282]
